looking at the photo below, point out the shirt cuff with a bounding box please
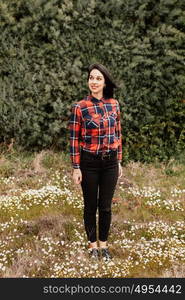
[73,164,80,169]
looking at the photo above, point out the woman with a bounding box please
[68,63,122,261]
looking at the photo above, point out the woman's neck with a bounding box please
[91,92,103,100]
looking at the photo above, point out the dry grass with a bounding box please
[0,146,184,278]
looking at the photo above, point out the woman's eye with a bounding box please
[89,76,103,81]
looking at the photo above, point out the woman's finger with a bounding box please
[119,165,122,178]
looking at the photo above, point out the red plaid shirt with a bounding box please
[68,94,122,169]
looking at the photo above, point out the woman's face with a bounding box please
[88,68,105,96]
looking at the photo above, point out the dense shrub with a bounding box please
[0,0,185,162]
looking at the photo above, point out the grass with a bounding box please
[0,145,184,278]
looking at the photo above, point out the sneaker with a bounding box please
[100,248,112,261]
[89,248,99,260]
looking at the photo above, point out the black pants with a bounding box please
[80,149,119,243]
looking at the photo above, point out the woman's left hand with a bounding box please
[118,162,122,178]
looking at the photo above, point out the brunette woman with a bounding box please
[69,63,122,260]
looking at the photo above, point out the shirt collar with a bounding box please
[87,94,105,103]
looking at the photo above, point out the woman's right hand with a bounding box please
[72,168,82,184]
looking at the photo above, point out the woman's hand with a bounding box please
[118,162,123,178]
[73,168,82,184]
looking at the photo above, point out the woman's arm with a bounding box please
[115,101,122,164]
[69,103,82,169]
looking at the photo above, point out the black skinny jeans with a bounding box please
[80,149,119,243]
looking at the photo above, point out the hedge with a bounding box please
[0,0,185,162]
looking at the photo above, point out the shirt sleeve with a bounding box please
[115,101,122,163]
[68,103,82,169]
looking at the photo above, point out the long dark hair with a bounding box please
[87,63,118,98]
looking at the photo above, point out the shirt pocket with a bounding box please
[108,111,117,127]
[84,113,101,129]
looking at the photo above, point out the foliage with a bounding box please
[0,0,185,162]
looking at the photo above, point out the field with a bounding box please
[0,147,184,278]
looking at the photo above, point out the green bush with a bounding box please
[0,0,184,162]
